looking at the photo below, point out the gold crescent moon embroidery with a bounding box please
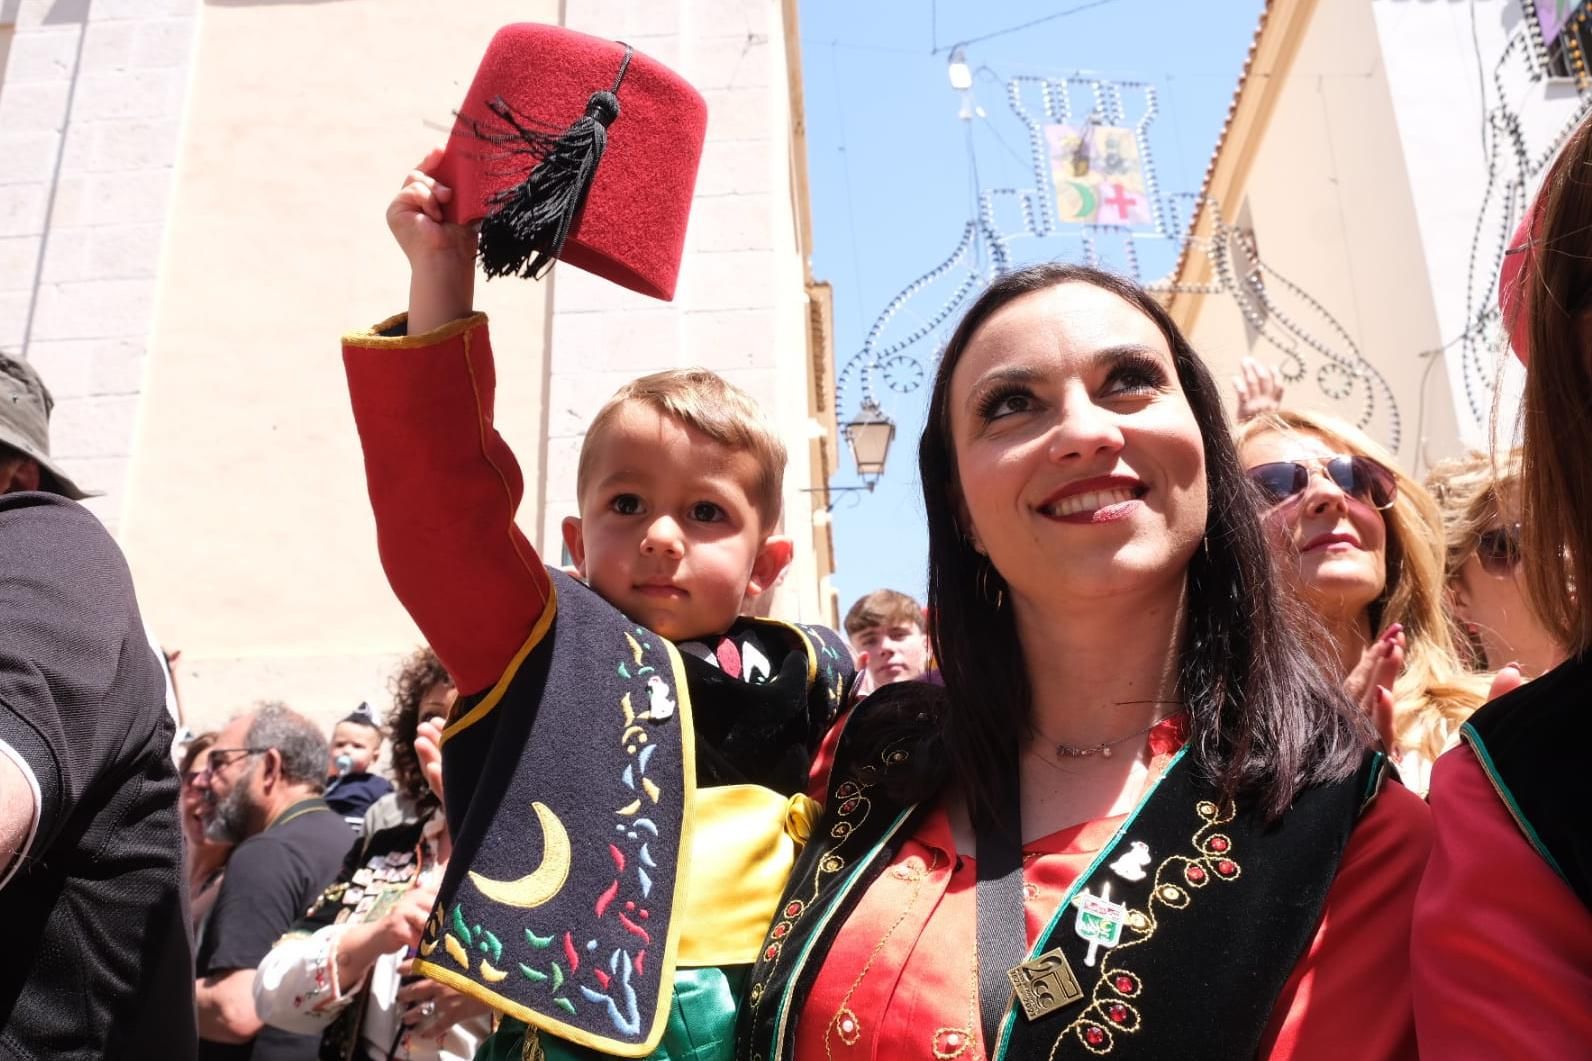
[467,801,572,909]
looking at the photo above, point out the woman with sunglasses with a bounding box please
[1425,450,1563,677]
[1412,115,1592,1054]
[1236,410,1488,792]
[178,731,235,942]
[734,265,1428,1061]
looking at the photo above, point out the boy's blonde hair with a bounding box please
[1237,409,1489,761]
[844,589,926,638]
[576,368,787,527]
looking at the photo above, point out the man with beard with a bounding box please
[195,702,352,1060]
[0,354,196,1059]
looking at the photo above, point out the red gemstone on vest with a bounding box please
[1114,975,1135,994]
[840,799,859,814]
[1185,865,1206,883]
[1216,859,1237,876]
[1209,836,1229,852]
[764,945,780,961]
[785,902,803,918]
[1084,1025,1106,1046]
[1108,1004,1129,1024]
[771,922,788,938]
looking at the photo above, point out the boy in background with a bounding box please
[844,589,933,693]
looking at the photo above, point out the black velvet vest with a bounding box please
[1461,651,1592,911]
[736,685,1389,1061]
[415,569,852,1056]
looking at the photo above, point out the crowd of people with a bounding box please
[3,21,1590,1061]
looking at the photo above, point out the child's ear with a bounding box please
[745,535,794,599]
[561,517,588,576]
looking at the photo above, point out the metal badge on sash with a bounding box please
[1006,947,1084,1021]
[1072,881,1128,966]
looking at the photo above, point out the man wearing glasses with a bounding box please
[0,354,197,1058]
[193,703,353,1061]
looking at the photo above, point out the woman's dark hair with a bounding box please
[1516,114,1592,657]
[385,646,453,807]
[920,263,1373,821]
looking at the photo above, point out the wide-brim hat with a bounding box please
[436,24,708,302]
[0,353,93,500]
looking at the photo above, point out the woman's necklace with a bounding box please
[824,850,941,1059]
[1044,704,1188,760]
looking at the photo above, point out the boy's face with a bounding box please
[563,403,792,642]
[852,621,930,687]
[330,722,380,775]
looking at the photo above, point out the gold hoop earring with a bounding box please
[977,560,1005,609]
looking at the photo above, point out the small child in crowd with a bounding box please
[322,704,393,831]
[844,588,933,692]
[340,140,854,1060]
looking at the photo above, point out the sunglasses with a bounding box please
[1246,455,1398,511]
[205,747,268,774]
[1476,523,1522,577]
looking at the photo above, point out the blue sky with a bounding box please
[799,0,1267,609]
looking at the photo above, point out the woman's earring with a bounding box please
[977,559,1005,609]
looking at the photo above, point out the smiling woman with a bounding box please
[735,264,1433,1061]
[1236,409,1489,790]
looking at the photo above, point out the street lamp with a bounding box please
[804,399,897,510]
[843,399,895,486]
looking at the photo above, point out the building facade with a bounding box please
[0,0,839,730]
[1164,0,1589,471]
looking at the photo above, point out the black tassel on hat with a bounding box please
[470,44,634,281]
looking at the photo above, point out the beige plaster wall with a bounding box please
[119,0,557,730]
[1177,0,1462,473]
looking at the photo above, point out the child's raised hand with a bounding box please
[388,148,478,333]
[386,148,472,261]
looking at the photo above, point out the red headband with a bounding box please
[1499,201,1540,366]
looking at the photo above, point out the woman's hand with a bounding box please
[387,147,478,334]
[1345,624,1405,752]
[1232,357,1286,421]
[396,961,494,1037]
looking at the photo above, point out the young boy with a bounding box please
[322,704,393,831]
[340,151,853,1060]
[843,589,933,692]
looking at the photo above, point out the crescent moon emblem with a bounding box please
[1061,179,1097,220]
[467,801,573,909]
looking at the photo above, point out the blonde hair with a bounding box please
[1424,449,1521,584]
[844,589,926,638]
[576,368,787,528]
[1237,409,1489,760]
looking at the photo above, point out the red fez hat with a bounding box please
[436,24,708,301]
[1499,203,1539,366]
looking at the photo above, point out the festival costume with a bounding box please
[343,314,853,1059]
[735,683,1430,1060]
[1412,652,1592,1057]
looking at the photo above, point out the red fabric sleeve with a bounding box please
[1411,745,1592,1058]
[342,313,551,695]
[1257,780,1431,1060]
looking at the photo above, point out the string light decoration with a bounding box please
[1452,19,1592,427]
[1151,199,1403,449]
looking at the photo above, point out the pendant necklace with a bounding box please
[1048,705,1187,761]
